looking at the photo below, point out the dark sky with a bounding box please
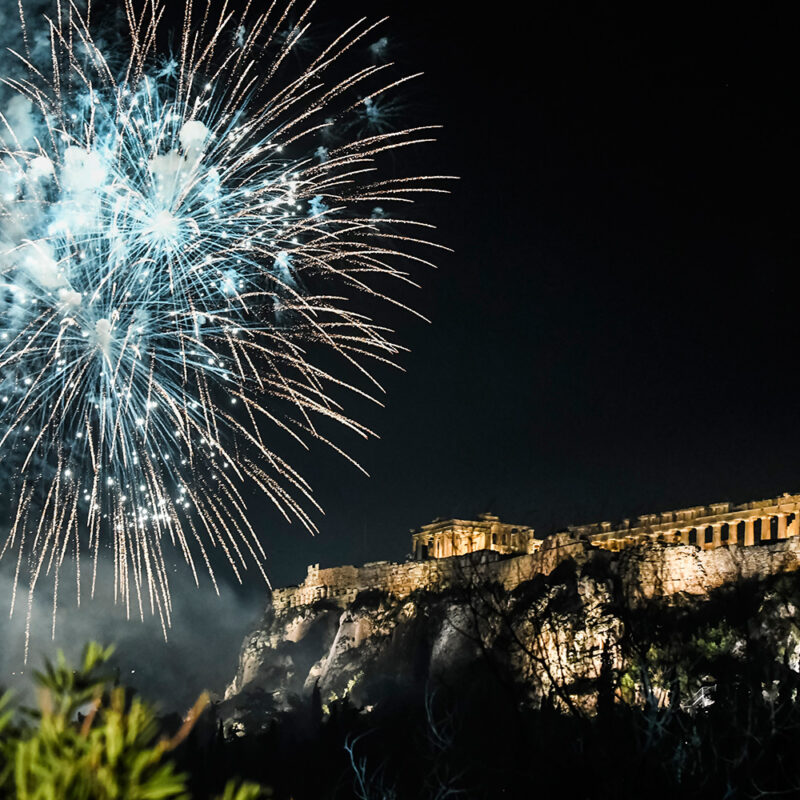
[2,0,798,708]
[264,0,799,584]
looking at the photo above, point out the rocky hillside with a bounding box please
[220,535,800,736]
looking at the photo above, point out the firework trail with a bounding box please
[0,0,448,652]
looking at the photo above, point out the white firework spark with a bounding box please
[0,0,448,652]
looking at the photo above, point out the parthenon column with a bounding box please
[790,513,800,539]
[679,527,691,545]
[711,522,723,549]
[744,518,755,546]
[697,525,714,550]
[762,516,773,542]
[777,513,788,540]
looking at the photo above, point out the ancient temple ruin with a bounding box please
[410,493,800,559]
[576,492,800,551]
[410,512,538,559]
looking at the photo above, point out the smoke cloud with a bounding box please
[0,553,265,711]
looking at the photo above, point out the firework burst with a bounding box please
[0,0,448,650]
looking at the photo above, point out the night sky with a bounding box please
[1,0,797,707]
[265,0,799,584]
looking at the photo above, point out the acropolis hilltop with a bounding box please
[270,491,800,613]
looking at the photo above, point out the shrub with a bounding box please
[0,643,265,800]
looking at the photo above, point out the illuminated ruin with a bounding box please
[410,512,539,559]
[270,492,800,613]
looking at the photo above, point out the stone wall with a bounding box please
[271,533,587,613]
[272,525,800,618]
[616,535,800,602]
[272,558,459,612]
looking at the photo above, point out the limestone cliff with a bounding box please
[220,536,800,736]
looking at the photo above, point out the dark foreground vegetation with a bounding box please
[0,642,264,799]
[4,571,800,798]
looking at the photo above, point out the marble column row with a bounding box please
[672,512,799,549]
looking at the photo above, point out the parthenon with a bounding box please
[411,492,800,560]
[574,492,800,552]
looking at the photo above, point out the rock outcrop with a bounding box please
[220,536,800,736]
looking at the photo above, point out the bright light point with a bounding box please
[147,209,181,243]
[95,318,113,355]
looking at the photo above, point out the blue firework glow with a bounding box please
[0,0,447,645]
